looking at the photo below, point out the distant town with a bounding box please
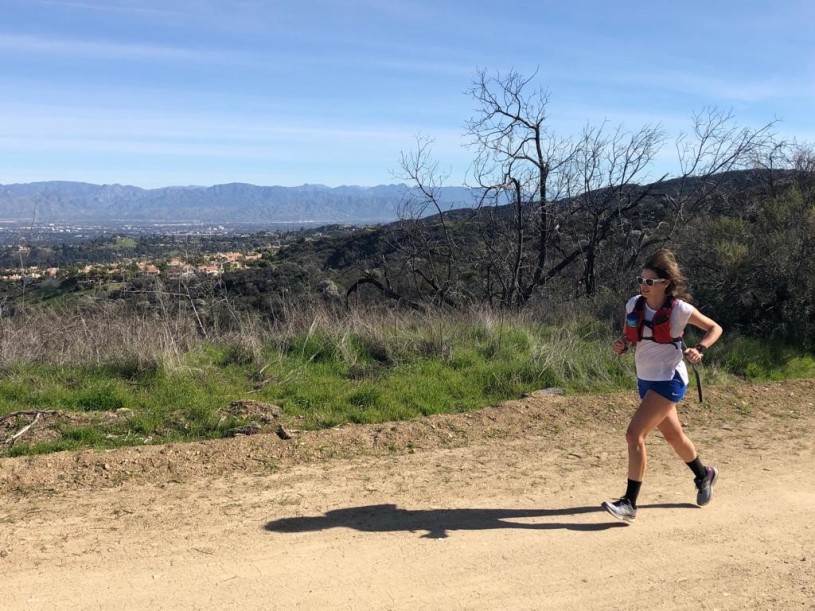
[0,219,332,245]
[0,219,361,286]
[0,248,268,283]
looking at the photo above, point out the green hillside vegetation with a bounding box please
[2,70,814,456]
[2,165,813,456]
[0,165,815,455]
[1,289,813,458]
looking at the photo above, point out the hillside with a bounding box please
[2,167,812,349]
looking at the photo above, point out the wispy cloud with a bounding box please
[1,97,424,137]
[652,72,796,103]
[0,30,475,79]
[0,33,241,64]
[0,93,469,187]
[32,0,184,18]
[0,98,466,161]
[591,68,806,105]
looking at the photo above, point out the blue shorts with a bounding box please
[638,371,687,402]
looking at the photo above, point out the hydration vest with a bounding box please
[624,296,683,347]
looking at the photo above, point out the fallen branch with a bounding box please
[0,409,60,425]
[1,410,60,446]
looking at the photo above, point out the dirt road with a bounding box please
[1,380,814,610]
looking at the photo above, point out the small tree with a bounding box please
[681,143,815,347]
[347,136,478,310]
[392,135,466,308]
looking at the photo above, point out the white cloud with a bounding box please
[0,33,243,64]
[0,101,422,142]
[32,0,183,18]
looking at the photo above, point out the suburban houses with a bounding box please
[0,250,265,283]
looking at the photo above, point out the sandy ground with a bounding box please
[1,380,814,610]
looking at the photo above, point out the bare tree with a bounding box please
[466,74,777,302]
[559,122,666,296]
[465,69,575,306]
[368,70,779,310]
[393,135,463,308]
[464,70,672,302]
[664,107,777,219]
[346,135,475,309]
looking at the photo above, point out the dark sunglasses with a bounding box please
[636,276,667,286]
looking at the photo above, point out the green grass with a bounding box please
[1,317,813,456]
[716,335,815,381]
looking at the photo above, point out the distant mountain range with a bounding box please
[1,169,792,226]
[0,181,476,224]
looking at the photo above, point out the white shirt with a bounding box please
[626,295,694,383]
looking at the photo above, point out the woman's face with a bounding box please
[638,268,669,299]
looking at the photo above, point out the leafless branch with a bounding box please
[1,410,60,446]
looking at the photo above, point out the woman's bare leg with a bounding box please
[656,407,698,463]
[626,391,680,481]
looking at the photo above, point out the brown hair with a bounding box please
[643,248,691,301]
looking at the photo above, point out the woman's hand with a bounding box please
[612,337,628,356]
[684,347,704,364]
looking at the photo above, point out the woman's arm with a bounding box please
[684,308,723,364]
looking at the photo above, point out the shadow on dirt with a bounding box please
[264,503,697,539]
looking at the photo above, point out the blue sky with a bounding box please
[1,0,813,188]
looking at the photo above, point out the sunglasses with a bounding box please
[636,276,667,286]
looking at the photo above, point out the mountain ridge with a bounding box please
[0,181,476,224]
[0,169,794,225]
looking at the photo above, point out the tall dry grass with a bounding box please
[0,299,200,368]
[0,294,613,370]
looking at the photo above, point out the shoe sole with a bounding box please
[697,468,719,507]
[601,502,636,523]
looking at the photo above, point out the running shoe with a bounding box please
[694,466,719,506]
[601,497,637,523]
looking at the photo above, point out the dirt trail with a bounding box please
[1,380,814,610]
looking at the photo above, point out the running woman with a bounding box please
[602,248,723,523]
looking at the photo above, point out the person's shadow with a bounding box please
[264,503,696,539]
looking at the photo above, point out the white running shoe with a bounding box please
[601,497,637,523]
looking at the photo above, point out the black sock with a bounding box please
[686,456,707,479]
[624,479,642,507]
